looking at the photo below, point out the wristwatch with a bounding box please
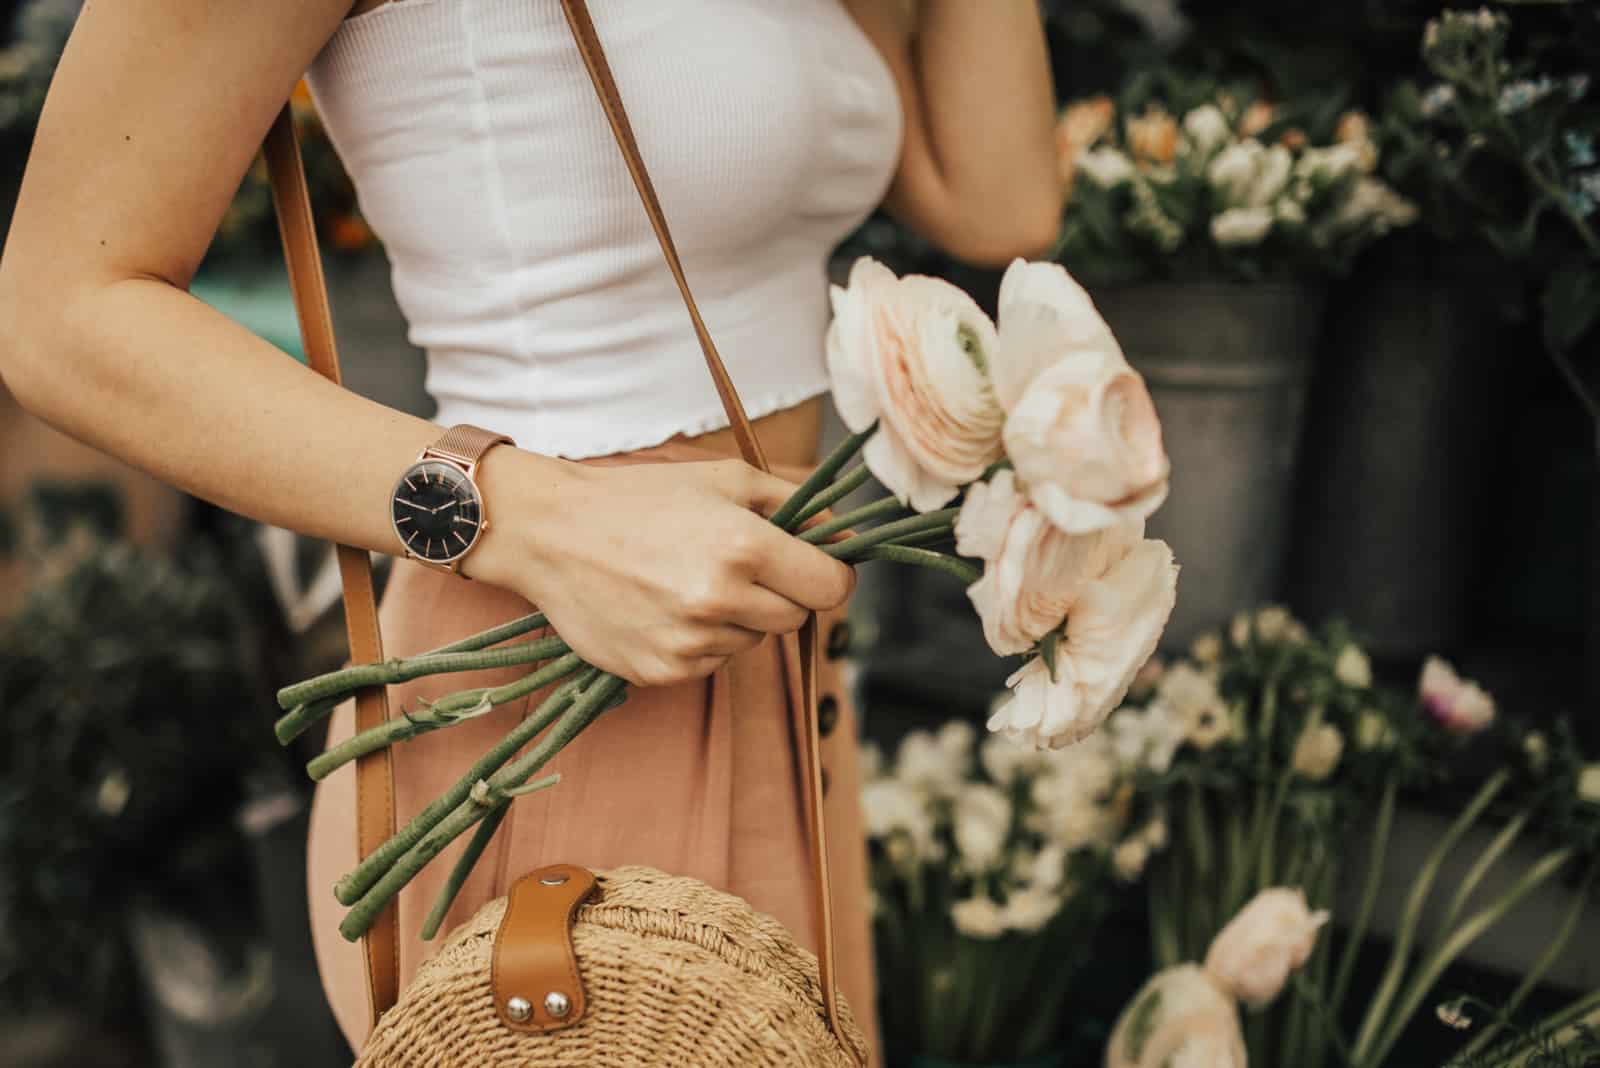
[389,424,515,577]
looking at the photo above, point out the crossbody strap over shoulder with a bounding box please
[261,0,848,1053]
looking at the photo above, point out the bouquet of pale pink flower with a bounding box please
[828,256,1179,752]
[275,256,1178,940]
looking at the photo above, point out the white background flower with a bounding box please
[1203,887,1329,1009]
[1419,656,1496,734]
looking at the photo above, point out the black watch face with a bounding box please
[391,460,483,563]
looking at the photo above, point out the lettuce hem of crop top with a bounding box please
[304,0,904,459]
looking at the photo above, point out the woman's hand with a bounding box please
[464,448,856,688]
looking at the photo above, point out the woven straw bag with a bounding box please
[354,867,866,1067]
[261,1,866,1064]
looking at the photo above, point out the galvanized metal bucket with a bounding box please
[1092,281,1327,650]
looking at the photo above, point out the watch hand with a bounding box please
[395,498,431,513]
[433,499,460,514]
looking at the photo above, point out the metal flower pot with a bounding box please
[1091,281,1327,650]
[1284,246,1506,657]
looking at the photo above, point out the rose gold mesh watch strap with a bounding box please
[425,424,514,472]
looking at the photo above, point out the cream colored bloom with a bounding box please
[978,731,1049,786]
[1578,764,1600,805]
[1056,95,1116,192]
[896,728,969,795]
[1335,110,1379,173]
[951,894,1008,939]
[1112,837,1151,882]
[1208,140,1293,207]
[1355,710,1394,752]
[1254,605,1294,642]
[986,540,1180,749]
[861,778,936,861]
[1158,662,1230,752]
[827,257,1005,512]
[1190,631,1222,664]
[1238,100,1276,138]
[1211,207,1273,247]
[1229,611,1251,647]
[1419,656,1496,734]
[1182,104,1232,159]
[992,260,1171,534]
[1292,723,1344,781]
[1106,965,1247,1068]
[1002,885,1062,933]
[1523,732,1549,773]
[953,782,1012,870]
[1335,645,1373,688]
[956,468,1143,655]
[1204,887,1329,1009]
[1079,146,1137,188]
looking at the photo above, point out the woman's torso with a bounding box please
[305,0,902,464]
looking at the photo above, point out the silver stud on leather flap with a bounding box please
[540,873,569,886]
[506,995,533,1023]
[544,991,572,1018]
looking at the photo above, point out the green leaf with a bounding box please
[1542,259,1600,355]
[1040,629,1063,684]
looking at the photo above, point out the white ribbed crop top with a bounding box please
[304,0,903,458]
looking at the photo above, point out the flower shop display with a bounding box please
[1050,87,1418,647]
[861,720,1169,1065]
[272,257,1180,944]
[1102,602,1600,1068]
[1104,886,1328,1068]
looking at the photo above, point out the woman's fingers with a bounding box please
[722,583,812,637]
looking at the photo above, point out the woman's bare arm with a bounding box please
[845,0,1063,266]
[0,0,851,687]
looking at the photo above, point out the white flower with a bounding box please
[1190,631,1222,664]
[1158,663,1229,751]
[1003,885,1062,933]
[896,728,970,795]
[1024,841,1070,891]
[979,731,1049,786]
[1107,701,1186,774]
[990,260,1171,535]
[951,894,1008,939]
[1291,723,1344,781]
[987,540,1180,749]
[1204,887,1329,1010]
[1274,197,1307,226]
[1211,206,1274,247]
[1419,656,1495,734]
[827,257,1006,512]
[1207,140,1293,208]
[1112,837,1151,882]
[1255,605,1294,642]
[1181,104,1232,159]
[938,719,976,761]
[1294,142,1366,189]
[1106,965,1247,1068]
[956,468,1143,655]
[861,778,936,860]
[1420,84,1457,118]
[1578,764,1600,805]
[953,782,1012,870]
[1522,732,1549,772]
[1078,145,1137,187]
[1436,1001,1474,1031]
[1355,710,1395,752]
[858,741,884,781]
[1335,645,1373,688]
[1140,817,1169,851]
[1229,611,1251,647]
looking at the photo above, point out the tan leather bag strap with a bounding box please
[262,104,401,1024]
[263,1,849,1054]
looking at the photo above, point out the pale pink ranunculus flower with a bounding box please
[1105,964,1247,1068]
[991,260,1170,534]
[827,257,1006,513]
[1203,887,1329,1010]
[956,468,1143,656]
[1419,656,1496,734]
[987,539,1179,749]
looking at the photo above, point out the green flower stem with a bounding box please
[339,672,626,941]
[333,669,596,906]
[274,695,341,745]
[792,464,871,526]
[1290,972,1358,1068]
[1351,769,1510,1062]
[1254,768,1294,890]
[851,544,979,585]
[425,611,549,655]
[820,508,961,559]
[1331,776,1396,1020]
[1503,990,1600,1068]
[277,634,570,710]
[769,423,876,532]
[1149,857,1182,968]
[418,776,564,941]
[1438,809,1528,936]
[1453,860,1599,1063]
[274,612,552,745]
[800,497,907,544]
[304,652,585,782]
[1185,782,1216,955]
[1366,845,1575,1068]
